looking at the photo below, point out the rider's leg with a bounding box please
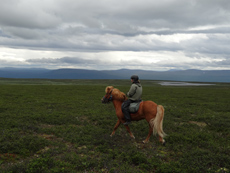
[122,99,132,124]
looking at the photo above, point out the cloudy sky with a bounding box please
[0,0,230,71]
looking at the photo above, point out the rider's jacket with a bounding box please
[127,82,142,101]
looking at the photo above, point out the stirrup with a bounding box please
[123,121,131,125]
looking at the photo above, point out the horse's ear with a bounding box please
[106,86,114,93]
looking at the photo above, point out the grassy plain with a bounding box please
[0,78,229,172]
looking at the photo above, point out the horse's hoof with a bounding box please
[142,140,149,144]
[162,141,166,146]
[131,135,135,139]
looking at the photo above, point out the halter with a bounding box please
[103,89,113,103]
[108,89,113,101]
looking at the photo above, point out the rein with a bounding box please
[103,89,113,103]
[108,89,113,101]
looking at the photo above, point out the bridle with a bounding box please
[102,89,113,103]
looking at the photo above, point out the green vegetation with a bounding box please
[0,78,229,172]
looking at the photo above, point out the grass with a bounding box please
[0,78,229,172]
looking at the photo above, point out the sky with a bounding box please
[0,0,230,71]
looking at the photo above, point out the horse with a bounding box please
[101,86,166,145]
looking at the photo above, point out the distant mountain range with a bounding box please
[0,67,229,83]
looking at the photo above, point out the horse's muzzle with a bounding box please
[101,97,107,104]
[101,96,112,104]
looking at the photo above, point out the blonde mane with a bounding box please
[105,86,127,101]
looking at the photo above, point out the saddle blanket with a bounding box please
[129,101,142,113]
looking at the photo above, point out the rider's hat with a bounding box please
[130,75,139,81]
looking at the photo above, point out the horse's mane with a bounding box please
[105,86,127,101]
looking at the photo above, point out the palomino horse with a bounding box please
[101,86,166,145]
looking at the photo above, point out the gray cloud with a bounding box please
[0,0,61,29]
[0,0,230,70]
[26,57,100,65]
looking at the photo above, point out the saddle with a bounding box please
[129,100,142,113]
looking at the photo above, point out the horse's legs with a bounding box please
[110,120,121,137]
[159,136,166,145]
[124,125,135,139]
[143,125,153,143]
[110,120,135,139]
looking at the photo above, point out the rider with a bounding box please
[122,75,142,125]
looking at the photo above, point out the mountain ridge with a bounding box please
[0,68,229,83]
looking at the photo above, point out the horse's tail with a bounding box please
[150,105,166,138]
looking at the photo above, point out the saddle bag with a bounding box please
[129,101,142,113]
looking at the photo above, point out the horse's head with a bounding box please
[101,86,127,104]
[101,86,114,104]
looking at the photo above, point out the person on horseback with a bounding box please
[122,75,142,125]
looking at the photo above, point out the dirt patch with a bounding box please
[189,121,207,127]
[38,134,56,140]
[40,124,55,128]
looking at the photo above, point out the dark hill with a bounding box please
[0,68,229,83]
